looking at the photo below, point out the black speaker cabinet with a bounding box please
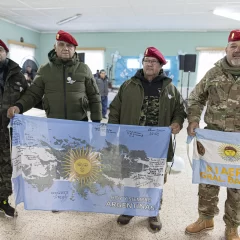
[78,53,85,63]
[184,54,197,72]
[178,55,185,70]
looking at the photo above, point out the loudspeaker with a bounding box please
[178,55,185,70]
[184,54,197,72]
[78,53,85,63]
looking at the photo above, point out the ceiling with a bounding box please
[0,0,240,33]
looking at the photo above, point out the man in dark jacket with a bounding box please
[7,30,102,122]
[0,39,28,217]
[108,46,186,231]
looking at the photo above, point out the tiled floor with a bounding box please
[0,111,230,240]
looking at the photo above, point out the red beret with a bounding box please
[144,47,167,65]
[228,29,240,42]
[0,40,9,52]
[56,30,78,46]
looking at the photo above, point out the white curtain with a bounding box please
[8,44,35,67]
[196,50,226,83]
[76,50,104,74]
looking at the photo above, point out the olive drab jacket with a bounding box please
[108,70,186,161]
[16,50,102,121]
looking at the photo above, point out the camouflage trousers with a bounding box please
[0,133,12,201]
[198,183,240,227]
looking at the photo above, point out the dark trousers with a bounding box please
[101,96,108,117]
[0,130,12,201]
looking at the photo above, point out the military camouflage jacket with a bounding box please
[188,58,240,132]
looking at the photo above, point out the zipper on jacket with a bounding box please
[145,81,152,125]
[158,88,165,124]
[63,65,67,119]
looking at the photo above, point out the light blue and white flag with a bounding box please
[190,129,240,189]
[11,115,171,216]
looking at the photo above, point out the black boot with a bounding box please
[148,215,162,232]
[0,200,15,218]
[117,215,134,225]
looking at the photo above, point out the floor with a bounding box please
[0,110,229,240]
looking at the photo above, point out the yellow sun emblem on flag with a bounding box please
[62,147,102,186]
[218,144,240,162]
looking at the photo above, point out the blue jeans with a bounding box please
[101,96,108,117]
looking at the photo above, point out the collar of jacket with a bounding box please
[131,70,172,89]
[48,49,79,66]
[215,56,240,76]
[6,58,21,76]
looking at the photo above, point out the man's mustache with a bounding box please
[233,53,240,57]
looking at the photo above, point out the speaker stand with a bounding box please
[180,70,183,96]
[186,71,191,100]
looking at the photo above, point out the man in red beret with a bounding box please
[0,40,28,217]
[7,30,102,210]
[186,30,240,240]
[108,46,186,231]
[7,30,101,123]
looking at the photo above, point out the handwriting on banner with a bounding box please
[94,124,116,136]
[51,191,68,201]
[126,130,143,138]
[148,128,165,136]
[200,165,240,184]
[12,132,20,145]
[131,158,166,188]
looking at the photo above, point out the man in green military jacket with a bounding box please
[7,30,101,122]
[108,46,186,232]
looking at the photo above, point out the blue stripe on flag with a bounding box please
[195,129,240,145]
[192,159,240,188]
[13,175,162,217]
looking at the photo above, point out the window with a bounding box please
[76,49,104,74]
[127,58,141,69]
[196,50,225,83]
[8,43,35,67]
[163,59,171,70]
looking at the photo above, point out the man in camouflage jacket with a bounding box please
[0,40,28,217]
[186,29,240,240]
[109,46,186,232]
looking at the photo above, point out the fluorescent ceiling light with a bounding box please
[57,14,82,25]
[213,8,240,21]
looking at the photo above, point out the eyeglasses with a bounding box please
[143,59,159,64]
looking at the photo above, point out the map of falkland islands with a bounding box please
[11,115,171,203]
[12,140,166,196]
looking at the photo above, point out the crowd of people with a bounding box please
[1,28,240,240]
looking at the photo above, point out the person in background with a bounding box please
[108,46,186,231]
[94,69,100,79]
[96,69,111,119]
[0,39,28,217]
[24,65,36,84]
[185,29,240,240]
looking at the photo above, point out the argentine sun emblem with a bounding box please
[218,144,240,162]
[62,147,102,186]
